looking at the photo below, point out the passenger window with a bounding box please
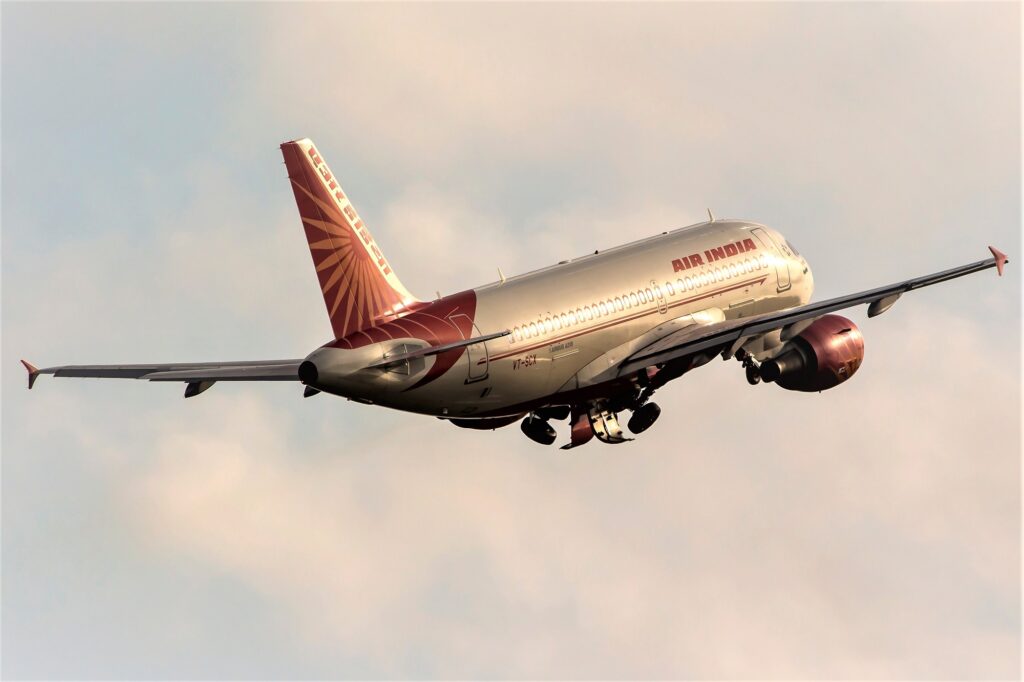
[529,322,538,337]
[630,292,639,306]
[553,316,561,330]
[513,326,521,341]
[560,313,568,327]
[544,318,553,333]
[614,297,624,311]
[666,282,675,296]
[599,302,608,315]
[646,287,654,300]
[584,307,593,321]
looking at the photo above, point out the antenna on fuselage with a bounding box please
[707,208,715,222]
[497,267,507,284]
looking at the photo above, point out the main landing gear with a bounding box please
[627,402,661,434]
[523,399,663,449]
[558,405,633,450]
[520,413,557,445]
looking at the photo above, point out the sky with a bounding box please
[2,2,1021,679]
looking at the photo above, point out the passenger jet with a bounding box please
[22,139,1010,449]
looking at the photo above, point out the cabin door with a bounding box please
[751,227,792,292]
[449,313,489,383]
[651,279,669,314]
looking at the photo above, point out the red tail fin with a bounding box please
[281,138,419,340]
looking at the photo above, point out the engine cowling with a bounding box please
[759,314,864,392]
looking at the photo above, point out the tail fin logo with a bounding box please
[282,139,419,340]
[305,145,393,278]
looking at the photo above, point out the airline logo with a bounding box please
[305,145,393,278]
[281,139,418,341]
[672,237,759,273]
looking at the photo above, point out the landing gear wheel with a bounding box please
[745,362,761,385]
[520,415,557,445]
[628,402,661,434]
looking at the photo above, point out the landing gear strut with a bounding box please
[589,406,631,444]
[560,404,633,449]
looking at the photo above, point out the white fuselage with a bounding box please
[307,220,813,417]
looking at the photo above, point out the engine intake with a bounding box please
[760,315,864,392]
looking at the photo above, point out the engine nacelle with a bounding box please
[759,315,864,392]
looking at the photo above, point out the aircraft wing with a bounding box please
[21,358,303,396]
[620,246,1009,375]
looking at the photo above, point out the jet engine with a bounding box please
[759,315,864,392]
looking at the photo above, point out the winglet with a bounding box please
[988,246,1008,276]
[21,359,40,389]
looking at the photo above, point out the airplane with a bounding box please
[22,138,1010,449]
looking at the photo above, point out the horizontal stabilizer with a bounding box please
[989,245,1009,276]
[22,359,303,388]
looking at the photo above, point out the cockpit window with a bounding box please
[785,239,801,257]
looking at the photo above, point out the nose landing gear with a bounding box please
[745,362,761,385]
[737,349,761,385]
